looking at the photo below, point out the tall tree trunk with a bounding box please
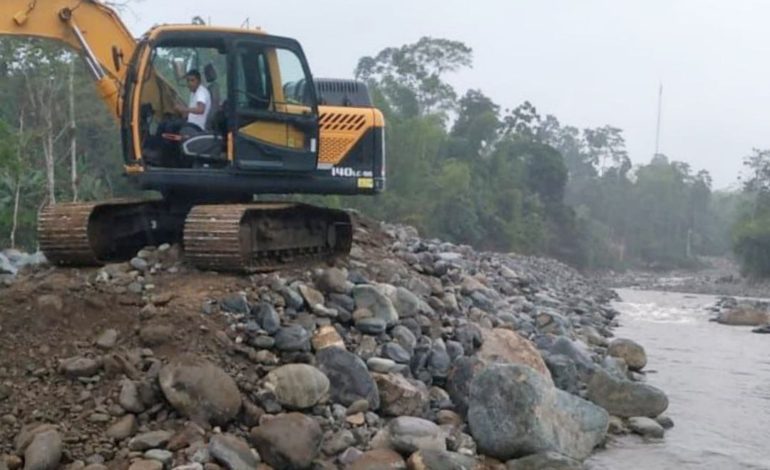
[10,111,23,249]
[69,61,78,202]
[44,111,55,204]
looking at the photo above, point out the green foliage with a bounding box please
[731,149,770,277]
[355,37,472,119]
[732,212,770,277]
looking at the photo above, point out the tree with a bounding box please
[355,37,472,119]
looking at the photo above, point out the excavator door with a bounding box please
[231,39,320,172]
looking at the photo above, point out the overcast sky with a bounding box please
[122,0,770,189]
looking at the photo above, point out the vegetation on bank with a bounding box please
[0,35,763,274]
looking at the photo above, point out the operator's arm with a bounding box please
[176,101,206,116]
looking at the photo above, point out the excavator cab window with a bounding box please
[231,41,319,172]
[137,39,229,168]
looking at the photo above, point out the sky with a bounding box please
[121,0,770,189]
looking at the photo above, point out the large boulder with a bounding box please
[250,413,322,469]
[468,364,608,461]
[478,329,552,382]
[264,364,330,409]
[586,369,668,418]
[159,355,242,425]
[716,307,770,326]
[316,347,380,409]
[607,338,647,371]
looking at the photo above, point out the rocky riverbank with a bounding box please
[0,215,670,470]
[595,257,770,299]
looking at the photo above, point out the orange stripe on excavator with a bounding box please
[318,106,384,166]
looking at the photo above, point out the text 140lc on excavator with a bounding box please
[1,0,386,271]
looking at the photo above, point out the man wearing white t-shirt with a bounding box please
[176,69,211,131]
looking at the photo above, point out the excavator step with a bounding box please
[183,203,353,272]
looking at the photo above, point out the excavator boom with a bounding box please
[0,0,136,114]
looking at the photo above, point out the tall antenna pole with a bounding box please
[654,82,663,156]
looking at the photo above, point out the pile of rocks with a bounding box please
[710,297,770,333]
[0,249,46,285]
[0,218,671,469]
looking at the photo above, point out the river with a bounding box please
[586,289,770,470]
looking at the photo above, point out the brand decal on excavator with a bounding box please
[331,167,373,178]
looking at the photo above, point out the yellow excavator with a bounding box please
[1,0,385,271]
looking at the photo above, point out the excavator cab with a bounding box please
[126,29,321,175]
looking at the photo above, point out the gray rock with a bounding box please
[130,257,148,272]
[505,452,584,470]
[373,373,429,417]
[407,450,478,470]
[254,302,281,335]
[587,369,668,418]
[446,356,487,417]
[544,354,579,394]
[0,253,17,276]
[250,413,322,469]
[128,430,173,451]
[159,355,242,425]
[383,342,411,364]
[628,416,665,438]
[24,429,62,470]
[316,347,380,409]
[428,339,451,379]
[353,285,399,326]
[316,268,351,294]
[322,430,356,456]
[391,325,417,352]
[367,357,399,374]
[279,286,304,310]
[356,317,388,335]
[59,356,101,378]
[544,337,596,379]
[221,293,250,314]
[608,338,647,371]
[119,380,145,414]
[298,283,325,309]
[264,364,330,409]
[143,449,173,467]
[95,329,118,349]
[468,364,608,461]
[387,416,446,454]
[209,434,260,470]
[274,325,311,352]
[656,414,675,429]
[393,287,421,318]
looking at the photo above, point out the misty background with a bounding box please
[122,0,770,190]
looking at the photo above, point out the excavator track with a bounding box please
[38,199,184,266]
[183,203,353,272]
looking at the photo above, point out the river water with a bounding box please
[586,289,770,470]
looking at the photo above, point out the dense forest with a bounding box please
[0,34,767,275]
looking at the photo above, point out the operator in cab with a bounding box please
[176,69,211,133]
